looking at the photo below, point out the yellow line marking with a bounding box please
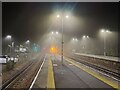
[65,57,120,90]
[47,58,55,89]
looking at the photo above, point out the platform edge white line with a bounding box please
[29,54,46,90]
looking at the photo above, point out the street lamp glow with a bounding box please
[26,40,30,43]
[6,35,12,56]
[56,31,58,34]
[101,29,110,33]
[56,13,70,65]
[52,32,54,34]
[57,15,60,18]
[83,35,86,38]
[72,38,78,41]
[6,35,12,39]
[66,15,69,18]
[100,28,111,56]
[87,36,89,38]
[101,29,105,33]
[75,38,78,41]
[106,30,110,33]
[27,40,30,42]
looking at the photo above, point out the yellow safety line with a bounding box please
[65,57,120,90]
[47,58,55,89]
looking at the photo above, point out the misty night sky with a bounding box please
[2,2,118,44]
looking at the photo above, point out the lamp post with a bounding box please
[101,29,110,56]
[72,38,78,53]
[6,35,12,56]
[51,31,59,45]
[25,40,31,59]
[26,40,30,44]
[57,14,69,65]
[82,35,89,54]
[25,40,30,52]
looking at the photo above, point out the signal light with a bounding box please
[50,46,59,54]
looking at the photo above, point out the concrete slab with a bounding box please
[53,54,117,89]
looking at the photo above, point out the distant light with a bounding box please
[50,47,58,54]
[73,38,75,40]
[101,29,110,33]
[106,30,110,33]
[51,47,54,51]
[56,32,58,34]
[6,35,12,39]
[11,57,14,61]
[75,38,78,41]
[52,32,54,34]
[87,36,89,38]
[19,48,23,52]
[20,45,23,47]
[26,40,30,43]
[66,15,69,18]
[57,15,60,18]
[101,29,105,33]
[83,35,86,38]
[23,48,27,52]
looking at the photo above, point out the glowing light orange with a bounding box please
[50,46,59,54]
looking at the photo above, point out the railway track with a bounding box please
[66,56,120,81]
[2,55,45,90]
[2,61,34,89]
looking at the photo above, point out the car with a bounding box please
[0,55,10,64]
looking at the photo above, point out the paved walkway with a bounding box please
[52,54,117,89]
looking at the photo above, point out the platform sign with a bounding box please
[32,44,40,52]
